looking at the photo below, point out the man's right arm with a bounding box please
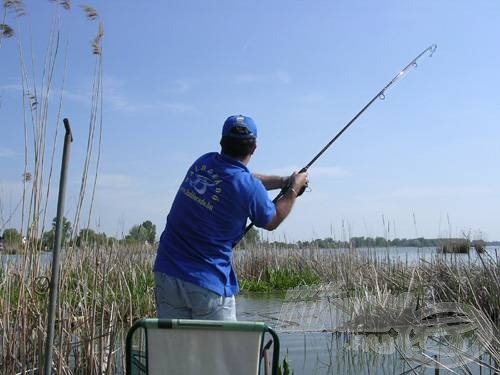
[264,172,308,231]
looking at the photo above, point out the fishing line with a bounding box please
[244,44,438,235]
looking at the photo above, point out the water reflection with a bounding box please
[237,291,498,375]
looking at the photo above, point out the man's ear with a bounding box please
[250,143,256,155]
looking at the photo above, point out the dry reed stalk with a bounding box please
[4,15,73,349]
[90,250,100,372]
[3,0,103,271]
[72,6,103,239]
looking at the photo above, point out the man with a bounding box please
[153,115,308,320]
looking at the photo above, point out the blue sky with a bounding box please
[1,0,499,242]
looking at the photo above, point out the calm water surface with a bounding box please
[237,291,498,375]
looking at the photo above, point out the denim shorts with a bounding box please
[154,272,237,321]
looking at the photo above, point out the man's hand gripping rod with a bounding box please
[244,44,437,235]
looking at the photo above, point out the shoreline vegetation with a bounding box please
[1,232,497,255]
[1,241,498,373]
[241,235,494,255]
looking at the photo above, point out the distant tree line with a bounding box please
[2,221,498,252]
[1,218,157,252]
[257,236,498,249]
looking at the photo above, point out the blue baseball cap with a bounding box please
[222,115,257,139]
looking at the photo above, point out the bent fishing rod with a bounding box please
[244,44,437,235]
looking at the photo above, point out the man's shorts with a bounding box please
[154,271,236,321]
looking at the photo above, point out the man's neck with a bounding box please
[220,152,251,166]
[240,154,251,165]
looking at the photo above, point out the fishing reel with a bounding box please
[281,176,310,197]
[297,182,311,196]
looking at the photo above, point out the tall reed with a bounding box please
[1,1,108,372]
[0,243,156,373]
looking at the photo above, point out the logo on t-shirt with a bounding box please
[180,164,223,210]
[188,174,215,195]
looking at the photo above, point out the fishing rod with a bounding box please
[299,44,437,175]
[244,44,437,234]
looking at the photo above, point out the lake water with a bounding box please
[285,245,497,265]
[339,245,498,265]
[0,251,53,271]
[237,291,498,374]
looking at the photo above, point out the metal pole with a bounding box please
[43,118,73,375]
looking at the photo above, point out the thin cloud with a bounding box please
[234,70,291,84]
[312,166,351,178]
[160,102,195,113]
[265,165,349,178]
[293,92,327,105]
[104,77,195,114]
[0,147,17,158]
[275,70,291,84]
[162,79,192,95]
[390,186,495,199]
[0,83,91,106]
[62,89,91,105]
[106,96,195,113]
[0,84,22,92]
[0,181,23,200]
[97,173,134,189]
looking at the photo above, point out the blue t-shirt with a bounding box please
[153,152,276,296]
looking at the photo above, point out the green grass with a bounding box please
[240,266,321,292]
